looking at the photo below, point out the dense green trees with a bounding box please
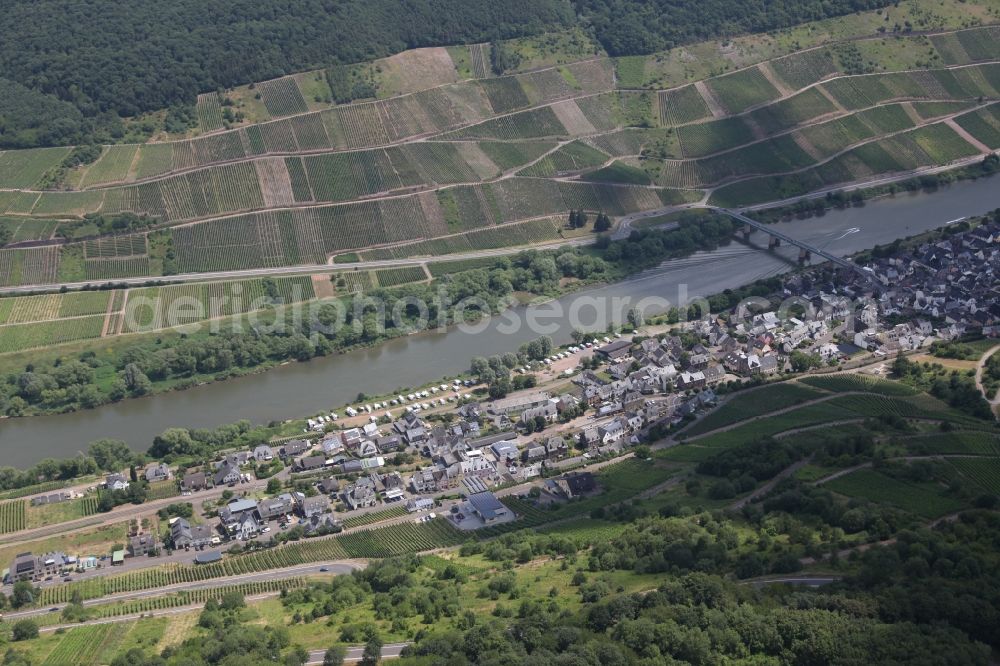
[576,0,893,56]
[0,0,571,132]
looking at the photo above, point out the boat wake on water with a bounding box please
[833,227,861,241]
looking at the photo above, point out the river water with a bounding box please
[2,179,997,467]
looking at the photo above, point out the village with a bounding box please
[7,215,999,586]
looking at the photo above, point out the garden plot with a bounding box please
[32,191,105,217]
[0,315,105,353]
[374,266,427,288]
[303,149,401,202]
[955,24,1000,62]
[685,383,826,435]
[709,170,826,208]
[563,59,616,94]
[856,104,917,134]
[949,64,1000,99]
[85,257,150,280]
[524,68,577,104]
[196,92,225,132]
[490,178,565,221]
[479,76,531,114]
[693,134,817,186]
[290,113,333,151]
[954,104,1000,149]
[398,143,482,184]
[0,217,59,243]
[795,113,875,157]
[360,216,561,259]
[101,181,166,219]
[333,103,392,149]
[453,142,500,179]
[404,87,479,133]
[746,87,838,135]
[476,141,557,170]
[434,81,495,126]
[377,46,459,95]
[819,78,876,110]
[576,93,620,131]
[520,141,609,176]
[705,66,781,114]
[949,458,1000,496]
[908,123,978,162]
[0,192,40,215]
[133,143,174,179]
[254,157,296,207]
[769,47,839,90]
[259,118,300,153]
[57,291,112,318]
[449,106,568,140]
[170,140,198,170]
[80,145,139,188]
[676,117,756,157]
[469,43,491,79]
[13,246,60,286]
[0,147,71,189]
[376,95,430,141]
[284,157,314,202]
[587,129,648,157]
[929,31,972,66]
[909,100,976,120]
[0,500,25,533]
[437,185,500,230]
[6,294,62,324]
[826,468,963,518]
[550,100,597,135]
[191,131,246,165]
[659,85,712,125]
[84,234,147,258]
[256,76,309,117]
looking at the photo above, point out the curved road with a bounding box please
[974,344,1000,417]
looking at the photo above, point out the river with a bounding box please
[1,179,997,467]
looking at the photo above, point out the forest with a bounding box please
[575,0,893,55]
[0,0,570,131]
[0,0,894,148]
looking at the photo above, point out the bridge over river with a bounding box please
[709,206,879,287]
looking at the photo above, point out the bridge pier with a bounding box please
[742,228,752,241]
[768,236,781,250]
[798,248,811,263]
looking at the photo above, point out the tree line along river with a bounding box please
[0,179,998,468]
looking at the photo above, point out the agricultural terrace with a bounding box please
[0,261,447,354]
[0,18,997,289]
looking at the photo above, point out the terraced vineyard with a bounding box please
[826,468,966,518]
[0,500,26,534]
[0,20,997,290]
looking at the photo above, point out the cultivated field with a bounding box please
[0,15,996,289]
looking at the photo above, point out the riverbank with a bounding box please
[0,179,998,466]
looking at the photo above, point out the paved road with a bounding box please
[306,643,410,664]
[611,203,703,240]
[746,575,841,588]
[974,343,1000,418]
[0,236,595,295]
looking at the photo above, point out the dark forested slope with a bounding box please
[0,0,571,118]
[576,0,892,55]
[0,0,895,148]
